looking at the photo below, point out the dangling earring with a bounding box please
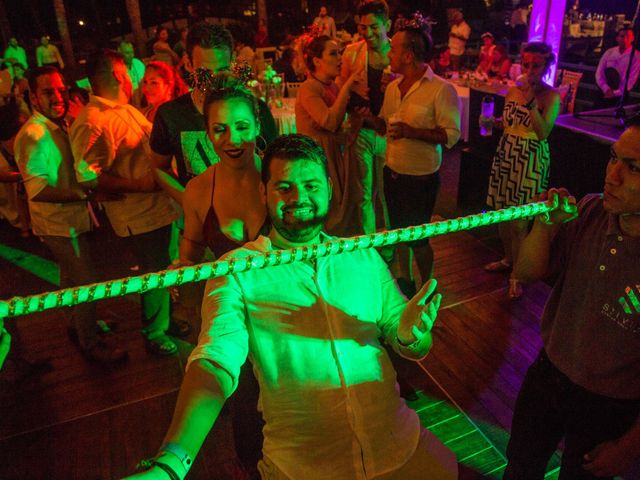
[256,134,268,155]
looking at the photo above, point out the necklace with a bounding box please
[311,74,332,86]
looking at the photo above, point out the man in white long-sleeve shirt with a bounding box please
[595,28,640,107]
[126,134,457,480]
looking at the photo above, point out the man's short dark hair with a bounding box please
[356,0,389,20]
[186,22,234,60]
[400,26,433,63]
[261,134,329,185]
[85,49,125,91]
[27,65,62,92]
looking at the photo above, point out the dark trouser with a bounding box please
[42,233,99,350]
[383,167,440,249]
[505,350,640,480]
[121,225,172,338]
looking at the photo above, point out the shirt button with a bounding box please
[610,248,617,255]
[599,265,606,271]
[618,236,623,242]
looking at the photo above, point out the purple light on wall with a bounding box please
[529,0,568,84]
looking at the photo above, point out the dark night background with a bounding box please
[2,0,638,60]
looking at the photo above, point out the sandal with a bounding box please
[144,335,178,356]
[484,259,512,273]
[509,278,524,300]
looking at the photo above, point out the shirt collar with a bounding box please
[89,94,123,109]
[395,65,435,85]
[31,110,67,134]
[603,196,623,237]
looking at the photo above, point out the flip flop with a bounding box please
[144,335,177,356]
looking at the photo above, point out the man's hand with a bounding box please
[583,439,635,477]
[387,121,414,141]
[535,188,578,226]
[397,279,442,346]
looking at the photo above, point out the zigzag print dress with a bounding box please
[486,100,550,209]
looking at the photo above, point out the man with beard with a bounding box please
[128,134,457,480]
[14,66,127,363]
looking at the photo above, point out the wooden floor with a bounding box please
[0,152,561,479]
[0,222,560,479]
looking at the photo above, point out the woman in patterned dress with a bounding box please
[484,42,561,298]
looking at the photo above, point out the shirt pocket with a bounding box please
[403,103,434,129]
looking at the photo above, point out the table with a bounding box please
[452,83,469,143]
[270,97,297,135]
[450,79,510,144]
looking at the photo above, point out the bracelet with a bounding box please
[159,442,193,474]
[153,461,181,480]
[524,98,536,111]
[136,457,182,480]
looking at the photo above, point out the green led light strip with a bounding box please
[0,201,556,318]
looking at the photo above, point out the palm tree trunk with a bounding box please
[125,0,147,58]
[53,0,75,68]
[0,1,12,46]
[257,0,268,36]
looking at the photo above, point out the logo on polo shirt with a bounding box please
[602,285,640,334]
[619,286,640,315]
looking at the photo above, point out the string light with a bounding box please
[0,201,558,318]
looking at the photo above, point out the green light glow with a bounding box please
[0,201,556,318]
[0,243,60,286]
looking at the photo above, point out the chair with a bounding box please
[556,69,583,114]
[285,82,302,98]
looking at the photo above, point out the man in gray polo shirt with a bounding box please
[505,123,640,479]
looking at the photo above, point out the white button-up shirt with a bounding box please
[189,235,428,480]
[15,111,90,237]
[379,67,461,176]
[70,95,178,237]
[595,46,640,97]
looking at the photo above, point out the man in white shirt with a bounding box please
[127,134,457,480]
[118,41,146,107]
[447,10,470,71]
[595,28,640,108]
[70,50,180,357]
[370,23,460,297]
[36,36,64,69]
[339,0,392,235]
[313,5,337,39]
[15,66,127,363]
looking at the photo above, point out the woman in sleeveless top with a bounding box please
[179,76,266,265]
[484,43,561,299]
[295,35,363,236]
[177,75,267,477]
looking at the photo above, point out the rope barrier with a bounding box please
[0,201,556,318]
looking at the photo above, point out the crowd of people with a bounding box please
[0,1,639,479]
